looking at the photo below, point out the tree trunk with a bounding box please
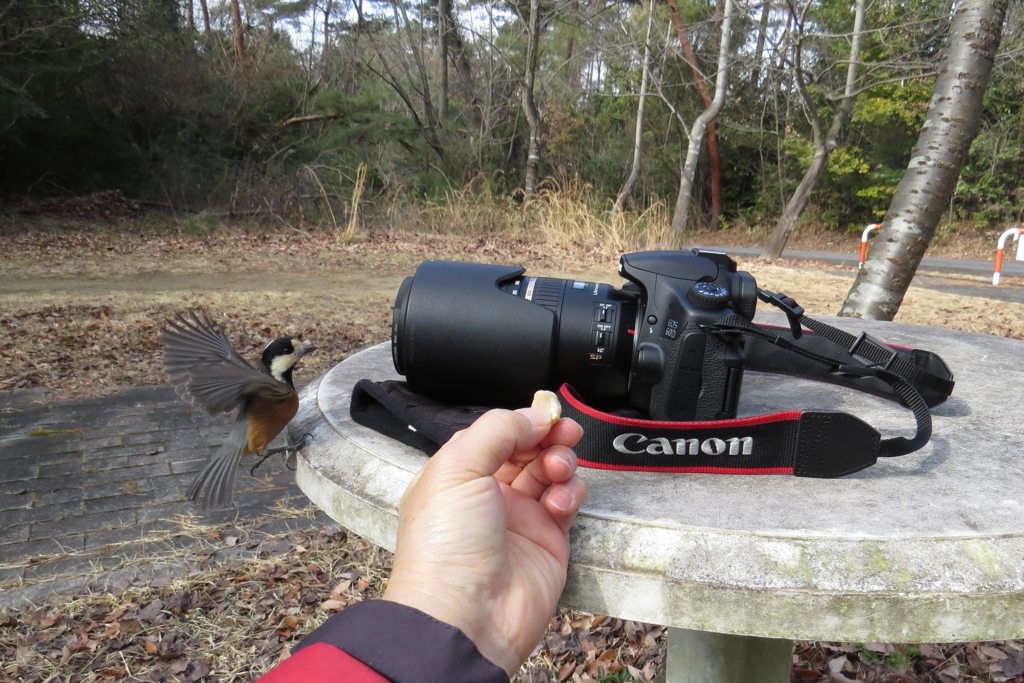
[839,0,1007,320]
[751,0,770,86]
[229,0,245,61]
[199,0,210,33]
[438,0,449,122]
[664,0,722,227]
[613,0,657,217]
[186,0,195,31]
[323,0,331,60]
[669,0,733,243]
[522,0,543,200]
[565,0,581,89]
[441,1,479,128]
[763,0,866,259]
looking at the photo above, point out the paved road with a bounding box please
[717,246,1024,276]
[712,246,1024,304]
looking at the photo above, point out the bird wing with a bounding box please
[188,410,250,508]
[161,310,292,416]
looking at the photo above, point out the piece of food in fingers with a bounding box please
[531,390,562,423]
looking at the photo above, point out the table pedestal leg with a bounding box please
[665,628,792,683]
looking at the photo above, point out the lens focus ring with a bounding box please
[528,278,565,311]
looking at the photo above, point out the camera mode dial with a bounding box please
[687,281,730,310]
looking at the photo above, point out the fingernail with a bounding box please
[520,407,551,428]
[549,489,573,512]
[556,451,575,472]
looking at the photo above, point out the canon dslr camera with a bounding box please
[391,249,759,421]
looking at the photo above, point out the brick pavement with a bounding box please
[0,386,321,604]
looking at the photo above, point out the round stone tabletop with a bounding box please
[290,314,1024,643]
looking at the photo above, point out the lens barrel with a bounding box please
[392,260,637,407]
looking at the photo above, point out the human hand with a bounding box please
[382,406,587,675]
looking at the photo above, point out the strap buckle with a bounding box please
[832,363,877,378]
[757,289,805,339]
[848,331,899,371]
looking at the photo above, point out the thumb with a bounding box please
[430,407,554,484]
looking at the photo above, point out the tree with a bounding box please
[521,0,543,200]
[354,0,446,163]
[664,0,723,228]
[669,0,735,242]
[839,0,1009,320]
[438,0,449,121]
[198,0,210,33]
[230,0,247,61]
[762,0,866,259]
[613,0,657,217]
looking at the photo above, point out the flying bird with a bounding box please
[162,310,315,508]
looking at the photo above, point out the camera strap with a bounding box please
[350,295,954,478]
[560,296,953,478]
[744,290,955,407]
[560,385,882,477]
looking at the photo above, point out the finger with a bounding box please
[431,408,552,483]
[494,457,527,485]
[539,418,583,450]
[541,475,588,535]
[500,418,582,473]
[508,445,577,500]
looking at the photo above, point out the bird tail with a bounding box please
[188,417,248,508]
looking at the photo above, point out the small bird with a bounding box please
[161,310,315,508]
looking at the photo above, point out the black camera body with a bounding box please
[391,249,758,421]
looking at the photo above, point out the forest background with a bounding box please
[2,0,1021,244]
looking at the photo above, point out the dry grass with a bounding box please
[386,176,682,252]
[530,178,675,253]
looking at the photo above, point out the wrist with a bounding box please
[383,583,519,675]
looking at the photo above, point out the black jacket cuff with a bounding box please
[292,599,509,683]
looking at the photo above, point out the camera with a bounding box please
[391,249,759,421]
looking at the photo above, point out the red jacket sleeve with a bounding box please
[257,642,389,683]
[256,600,509,683]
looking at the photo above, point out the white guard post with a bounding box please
[858,223,881,268]
[993,226,1023,285]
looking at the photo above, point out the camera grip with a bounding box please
[646,322,733,421]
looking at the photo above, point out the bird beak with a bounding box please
[301,344,317,357]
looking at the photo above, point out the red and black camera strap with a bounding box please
[350,294,954,478]
[559,368,934,478]
[559,385,880,478]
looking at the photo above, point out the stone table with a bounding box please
[288,314,1024,683]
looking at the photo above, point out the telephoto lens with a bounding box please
[391,260,638,408]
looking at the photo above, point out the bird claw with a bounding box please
[250,433,313,476]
